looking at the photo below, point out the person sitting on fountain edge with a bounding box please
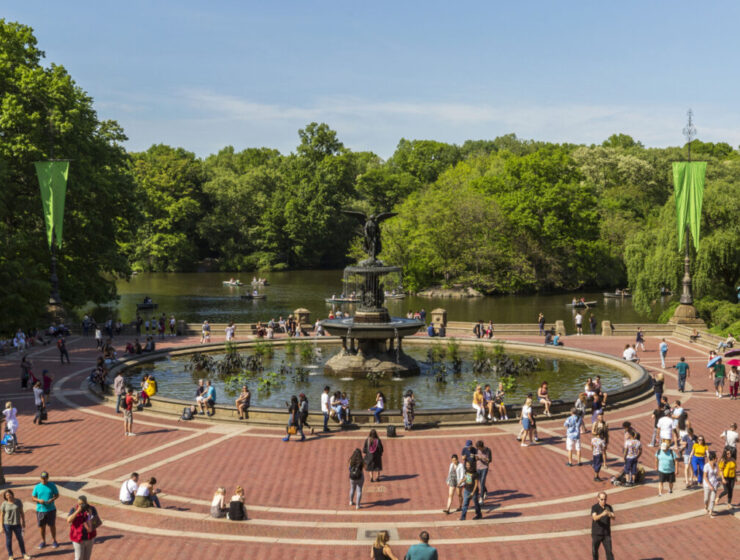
[427,323,436,337]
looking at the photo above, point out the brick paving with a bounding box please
[1,331,737,559]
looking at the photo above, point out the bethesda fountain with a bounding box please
[320,211,424,377]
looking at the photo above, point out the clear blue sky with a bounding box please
[7,1,740,158]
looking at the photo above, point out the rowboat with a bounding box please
[251,280,269,286]
[136,302,158,310]
[566,301,597,308]
[384,294,406,299]
[222,280,243,286]
[603,292,631,298]
[241,294,266,300]
[325,297,360,304]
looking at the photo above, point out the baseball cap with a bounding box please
[40,471,49,478]
[465,440,473,446]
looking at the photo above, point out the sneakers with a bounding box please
[282,436,289,442]
[37,543,46,550]
[51,542,59,549]
[300,435,306,441]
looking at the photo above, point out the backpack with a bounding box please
[181,406,194,421]
[386,425,397,438]
[349,463,363,480]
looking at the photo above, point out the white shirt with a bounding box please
[703,462,719,490]
[671,407,683,429]
[33,386,44,406]
[136,485,150,497]
[722,429,739,448]
[657,416,674,440]
[119,479,138,502]
[320,392,330,413]
[521,404,532,419]
[575,314,583,325]
[623,347,637,361]
[3,408,18,433]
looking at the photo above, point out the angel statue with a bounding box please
[342,210,397,262]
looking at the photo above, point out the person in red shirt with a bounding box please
[124,387,138,437]
[66,496,97,559]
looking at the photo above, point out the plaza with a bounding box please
[1,328,736,559]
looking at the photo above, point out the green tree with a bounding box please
[127,145,205,271]
[0,19,136,331]
[389,139,461,183]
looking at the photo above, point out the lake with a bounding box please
[100,271,672,325]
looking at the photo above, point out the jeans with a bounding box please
[73,538,94,560]
[655,392,662,407]
[692,456,705,484]
[323,412,329,431]
[116,393,124,413]
[369,406,383,423]
[349,477,364,507]
[460,488,481,519]
[660,351,667,368]
[678,374,687,392]
[3,524,25,556]
[592,534,614,560]
[477,468,489,497]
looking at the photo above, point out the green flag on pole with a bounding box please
[34,161,69,249]
[672,161,706,251]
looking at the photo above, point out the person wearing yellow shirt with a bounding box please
[689,435,709,486]
[717,448,736,506]
[472,386,485,423]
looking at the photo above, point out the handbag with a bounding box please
[287,425,297,435]
[40,407,48,421]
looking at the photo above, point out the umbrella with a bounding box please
[724,348,740,358]
[725,358,740,367]
[706,355,722,368]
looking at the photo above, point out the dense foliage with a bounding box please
[3,20,739,333]
[0,20,135,332]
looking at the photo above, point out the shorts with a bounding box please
[683,454,691,464]
[124,409,133,420]
[566,438,581,451]
[714,378,725,388]
[624,457,638,475]
[592,454,603,472]
[36,510,56,527]
[658,471,676,483]
[522,418,531,430]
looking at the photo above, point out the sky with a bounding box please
[7,1,740,158]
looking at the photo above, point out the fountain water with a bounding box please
[320,212,423,377]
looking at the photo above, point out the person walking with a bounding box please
[32,381,46,425]
[402,390,415,430]
[56,336,70,364]
[475,440,491,501]
[591,431,605,481]
[518,397,534,446]
[659,338,668,368]
[443,454,464,514]
[404,531,438,560]
[703,451,720,517]
[564,408,583,466]
[94,326,102,349]
[123,387,138,437]
[298,393,313,435]
[717,448,736,506]
[623,429,642,486]
[2,489,31,560]
[459,458,482,520]
[720,422,738,459]
[710,357,726,398]
[690,435,709,486]
[655,441,678,495]
[591,492,615,560]
[20,356,32,390]
[635,327,646,351]
[321,386,331,433]
[31,471,59,550]
[282,395,304,442]
[652,373,664,407]
[538,313,546,336]
[67,496,97,560]
[728,366,739,400]
[371,530,399,560]
[672,357,690,392]
[348,448,364,510]
[200,320,211,344]
[363,429,384,482]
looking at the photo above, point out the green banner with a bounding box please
[672,161,706,251]
[34,161,69,249]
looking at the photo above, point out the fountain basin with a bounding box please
[320,316,424,339]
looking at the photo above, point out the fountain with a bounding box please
[320,211,424,377]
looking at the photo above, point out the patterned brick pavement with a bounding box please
[1,330,738,559]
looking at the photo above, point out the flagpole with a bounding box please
[49,225,61,305]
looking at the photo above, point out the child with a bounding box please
[592,432,605,481]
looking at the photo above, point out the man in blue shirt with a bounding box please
[198,380,216,416]
[405,531,438,560]
[672,358,690,393]
[564,408,583,466]
[659,339,668,368]
[31,471,59,549]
